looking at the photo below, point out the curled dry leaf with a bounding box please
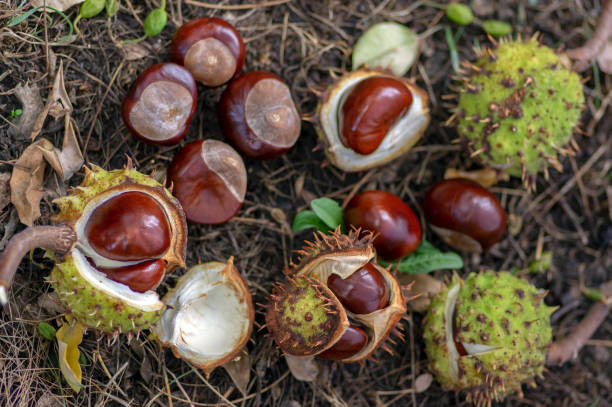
[414,372,434,393]
[56,317,84,393]
[221,349,251,395]
[443,167,508,187]
[284,354,320,382]
[31,0,85,11]
[8,84,43,140]
[31,60,72,140]
[398,272,443,312]
[10,115,84,225]
[597,41,612,74]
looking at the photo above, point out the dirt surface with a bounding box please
[0,0,611,406]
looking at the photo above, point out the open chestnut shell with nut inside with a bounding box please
[219,71,301,159]
[344,190,421,261]
[423,178,507,252]
[122,63,197,145]
[170,17,245,87]
[316,68,430,171]
[166,139,247,224]
[265,228,407,363]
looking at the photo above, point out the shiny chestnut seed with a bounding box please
[327,263,388,315]
[219,71,301,159]
[85,192,171,261]
[91,259,166,293]
[340,76,413,155]
[318,324,368,360]
[170,17,245,87]
[344,191,421,261]
[423,178,507,252]
[122,63,197,145]
[167,139,247,224]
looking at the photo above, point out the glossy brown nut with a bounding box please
[318,325,368,360]
[170,17,245,87]
[344,191,421,261]
[167,139,247,224]
[219,71,301,159]
[423,178,507,252]
[340,76,413,155]
[95,259,166,293]
[122,63,197,145]
[327,262,389,315]
[85,191,171,261]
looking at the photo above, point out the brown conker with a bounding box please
[219,71,301,159]
[170,17,245,87]
[327,262,389,315]
[423,178,507,252]
[122,63,197,145]
[167,139,247,224]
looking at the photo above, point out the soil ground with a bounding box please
[0,0,610,406]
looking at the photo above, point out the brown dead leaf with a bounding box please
[398,273,443,313]
[121,42,149,61]
[10,142,47,226]
[444,167,508,187]
[414,373,433,393]
[284,354,319,382]
[0,173,10,212]
[221,349,251,395]
[31,60,72,140]
[597,41,612,74]
[31,0,84,11]
[37,115,84,181]
[8,84,43,140]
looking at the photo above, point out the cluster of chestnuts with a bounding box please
[122,17,301,224]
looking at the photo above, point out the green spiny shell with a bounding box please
[456,38,584,186]
[50,254,164,334]
[266,276,348,357]
[424,271,555,406]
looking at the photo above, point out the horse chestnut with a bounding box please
[344,190,421,261]
[122,63,197,145]
[170,17,245,87]
[423,178,507,252]
[167,139,247,224]
[219,71,301,159]
[327,262,388,314]
[318,324,368,360]
[340,76,413,155]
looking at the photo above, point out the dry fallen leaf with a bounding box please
[0,173,11,212]
[597,41,612,74]
[414,373,433,393]
[398,272,444,313]
[284,354,319,382]
[121,42,149,61]
[56,316,84,393]
[221,349,251,395]
[37,115,84,181]
[31,0,85,11]
[8,84,43,140]
[31,60,72,140]
[444,167,508,187]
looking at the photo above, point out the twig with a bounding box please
[185,0,291,10]
[0,225,76,305]
[546,281,612,365]
[567,0,612,70]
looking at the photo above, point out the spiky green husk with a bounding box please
[424,271,555,406]
[51,255,163,335]
[456,38,584,187]
[266,276,347,356]
[53,165,173,224]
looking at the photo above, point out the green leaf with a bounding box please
[482,20,512,37]
[381,240,463,274]
[310,197,343,230]
[528,251,552,274]
[79,0,105,18]
[445,3,473,26]
[292,210,329,233]
[352,21,418,76]
[105,0,119,16]
[11,109,23,117]
[144,8,167,37]
[38,322,57,340]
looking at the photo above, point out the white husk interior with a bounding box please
[153,262,251,365]
[71,249,163,312]
[321,70,429,171]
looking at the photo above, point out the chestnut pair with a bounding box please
[122,17,301,224]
